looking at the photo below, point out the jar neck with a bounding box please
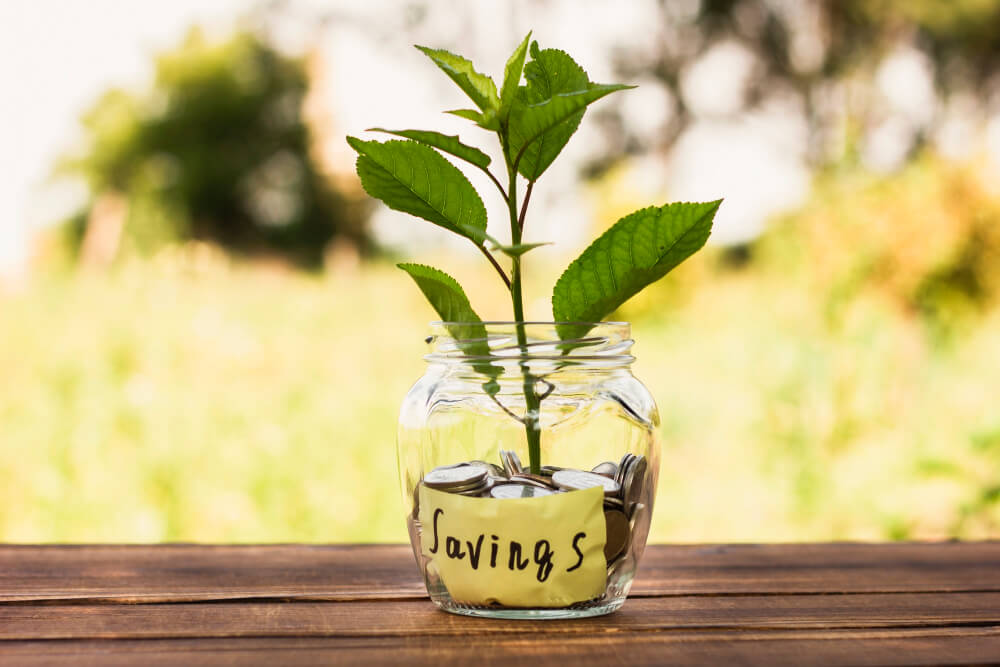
[424,321,635,377]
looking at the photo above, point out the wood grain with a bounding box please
[1,543,998,666]
[1,593,999,640]
[1,628,999,666]
[2,542,998,603]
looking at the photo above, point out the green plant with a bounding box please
[346,35,720,473]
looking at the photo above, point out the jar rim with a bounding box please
[425,321,634,370]
[430,320,630,326]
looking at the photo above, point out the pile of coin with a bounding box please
[416,451,648,567]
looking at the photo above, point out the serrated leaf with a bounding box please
[499,32,531,121]
[507,46,589,181]
[508,83,633,181]
[490,241,551,257]
[444,108,500,131]
[347,137,487,244]
[552,200,722,339]
[397,262,498,393]
[416,46,499,113]
[367,128,491,169]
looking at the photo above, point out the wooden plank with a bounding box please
[1,593,999,640]
[1,543,998,603]
[634,542,1000,596]
[0,544,424,603]
[1,628,998,666]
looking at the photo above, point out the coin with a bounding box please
[615,453,635,488]
[539,465,563,477]
[622,454,647,510]
[471,460,506,478]
[510,473,559,490]
[423,464,488,489]
[603,509,630,563]
[499,450,524,476]
[602,496,625,511]
[490,483,554,499]
[450,480,491,495]
[591,461,618,478]
[552,469,621,496]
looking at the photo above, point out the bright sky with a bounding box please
[0,0,818,281]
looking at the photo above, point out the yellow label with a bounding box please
[418,485,607,607]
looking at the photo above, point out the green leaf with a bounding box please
[499,32,531,121]
[552,200,722,339]
[367,128,491,169]
[507,45,589,181]
[397,262,499,394]
[397,263,486,339]
[510,84,632,176]
[446,108,485,122]
[416,46,499,113]
[347,137,487,244]
[508,80,633,181]
[490,241,551,258]
[505,44,633,181]
[444,108,500,131]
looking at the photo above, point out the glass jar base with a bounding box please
[433,596,626,620]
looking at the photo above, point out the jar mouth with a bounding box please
[425,321,634,370]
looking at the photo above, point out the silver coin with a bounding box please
[510,473,559,490]
[490,483,554,499]
[552,469,621,496]
[622,455,647,509]
[423,464,488,489]
[499,450,516,476]
[616,453,635,488]
[449,479,491,494]
[603,509,630,563]
[591,461,618,478]
[508,451,524,474]
[471,461,506,478]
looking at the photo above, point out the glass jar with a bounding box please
[398,322,660,619]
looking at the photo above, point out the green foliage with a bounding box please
[498,32,532,121]
[553,201,720,339]
[491,241,551,258]
[350,34,715,474]
[61,29,368,267]
[444,108,496,129]
[5,255,998,542]
[348,137,488,245]
[749,156,1000,338]
[349,35,682,329]
[415,45,499,124]
[507,44,593,181]
[396,263,486,338]
[367,128,491,169]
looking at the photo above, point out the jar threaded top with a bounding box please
[425,321,634,373]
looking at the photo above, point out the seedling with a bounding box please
[347,34,720,474]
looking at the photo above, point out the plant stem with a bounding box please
[518,181,533,233]
[504,153,542,475]
[476,244,511,289]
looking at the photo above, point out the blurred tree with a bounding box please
[591,0,1000,327]
[755,155,1000,333]
[61,28,370,269]
[600,0,1000,168]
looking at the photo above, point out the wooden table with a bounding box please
[1,543,998,665]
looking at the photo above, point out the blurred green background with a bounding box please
[2,0,999,543]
